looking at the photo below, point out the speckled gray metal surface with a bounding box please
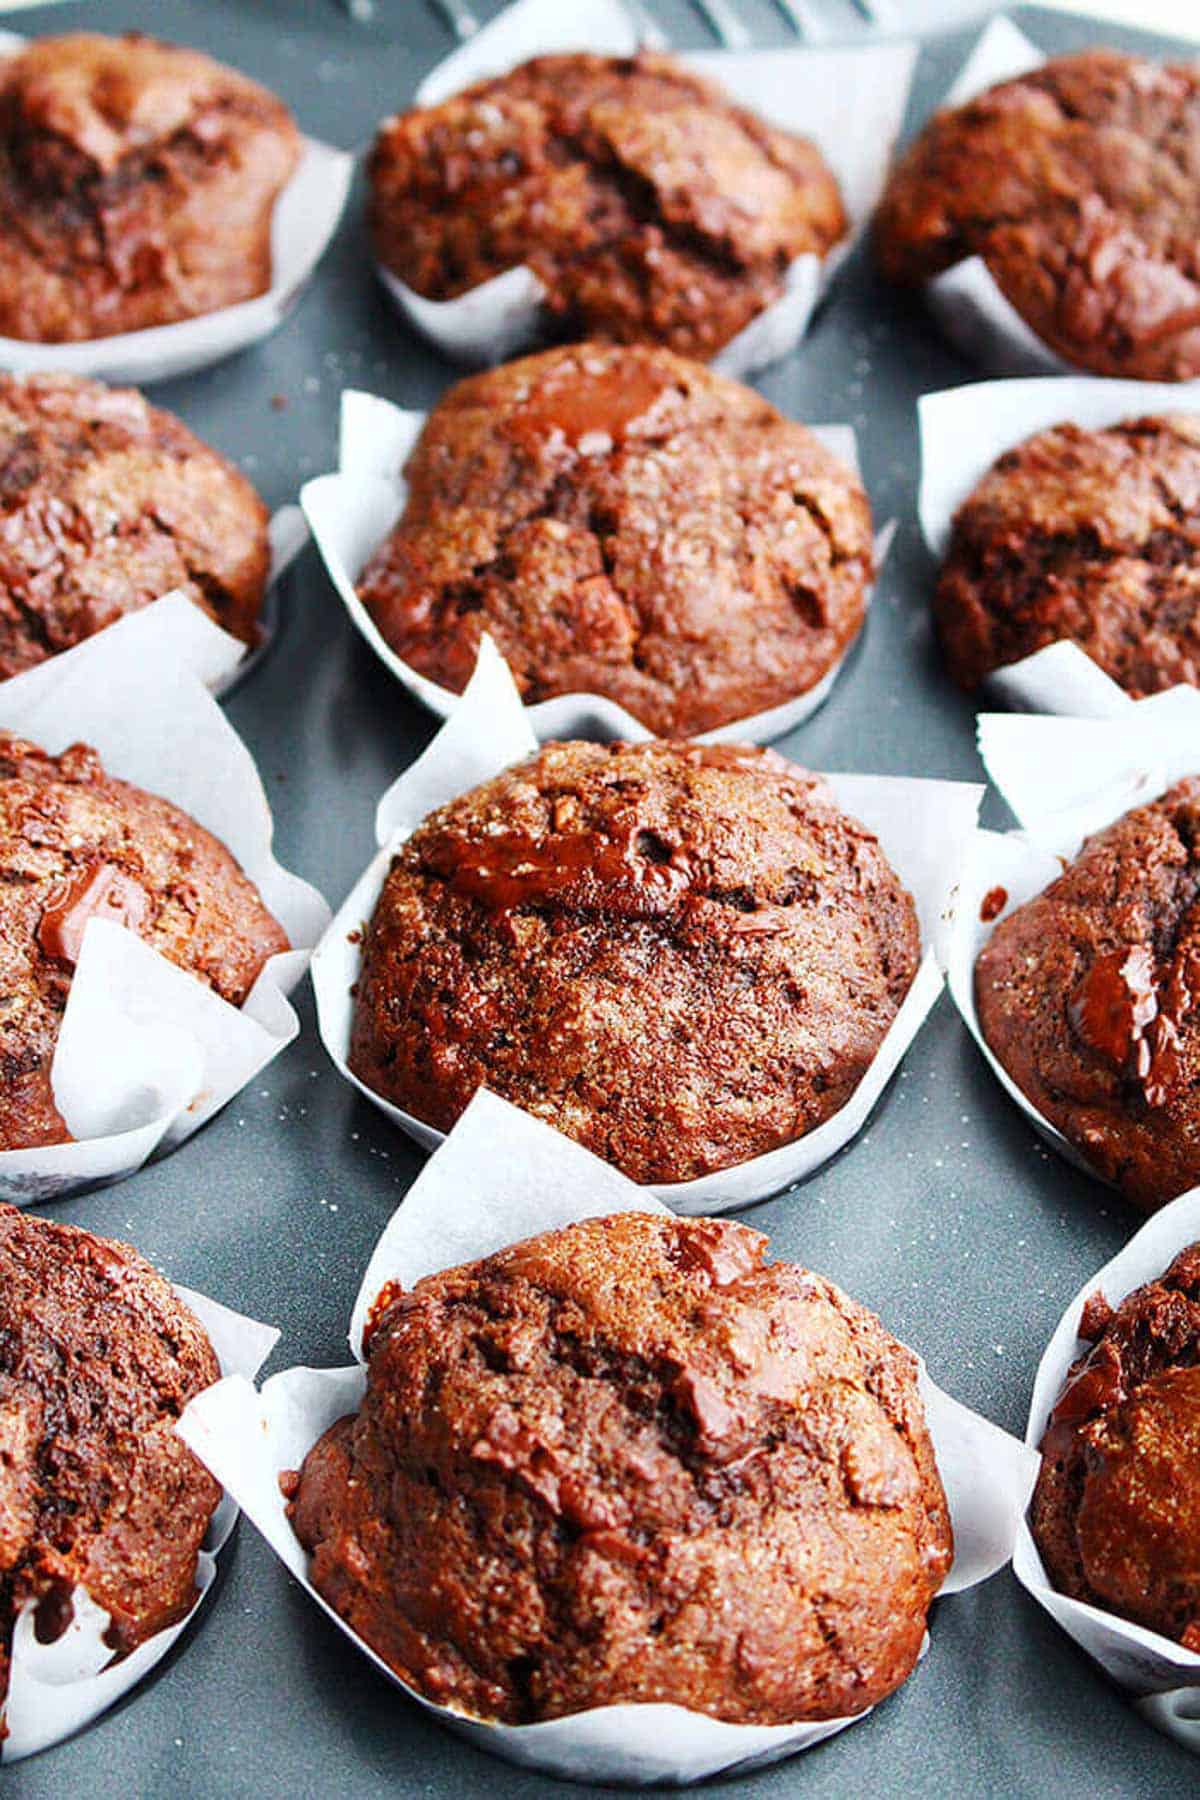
[6,2,1196,1795]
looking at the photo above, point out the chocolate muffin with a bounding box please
[348,739,920,1186]
[0,1203,221,1718]
[1031,1244,1200,1650]
[0,32,300,342]
[369,52,846,363]
[288,1212,953,1725]
[976,778,1200,1211]
[0,373,270,675]
[0,732,289,1151]
[935,415,1200,696]
[875,49,1200,381]
[356,344,873,738]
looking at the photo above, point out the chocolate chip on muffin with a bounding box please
[369,52,845,363]
[935,415,1200,696]
[875,49,1200,381]
[976,778,1200,1211]
[288,1212,953,1724]
[0,732,289,1151]
[348,739,920,1186]
[0,373,271,675]
[0,32,300,342]
[0,1203,222,1718]
[356,344,873,738]
[1031,1243,1200,1650]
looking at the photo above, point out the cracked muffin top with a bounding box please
[0,732,289,1151]
[348,738,920,1186]
[0,373,270,676]
[976,778,1200,1211]
[355,343,873,738]
[0,1202,221,1722]
[934,414,1200,695]
[287,1212,953,1725]
[0,32,299,342]
[368,52,845,362]
[875,49,1200,381]
[1031,1244,1200,1650]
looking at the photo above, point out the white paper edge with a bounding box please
[179,1090,1034,1785]
[1013,1185,1200,1756]
[375,0,915,374]
[303,388,889,746]
[0,38,353,386]
[0,598,331,1205]
[1,1283,279,1762]
[310,640,981,1213]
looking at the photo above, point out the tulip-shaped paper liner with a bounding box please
[918,374,1200,718]
[180,1088,1037,1786]
[947,687,1200,1185]
[3,1288,278,1761]
[0,33,353,387]
[374,0,915,377]
[311,637,982,1212]
[302,388,895,744]
[0,595,331,1205]
[1015,1185,1200,1757]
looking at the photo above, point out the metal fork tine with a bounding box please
[430,0,480,36]
[849,0,896,21]
[687,0,753,51]
[771,0,828,38]
[623,0,670,47]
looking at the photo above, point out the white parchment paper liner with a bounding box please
[918,374,1200,717]
[0,32,352,387]
[311,637,982,1213]
[180,1088,1035,1785]
[913,18,1196,379]
[302,388,892,745]
[946,687,1200,1182]
[375,0,915,377]
[0,595,331,1206]
[1014,1185,1200,1756]
[3,1285,278,1761]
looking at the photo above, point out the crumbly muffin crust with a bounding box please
[0,32,300,342]
[1031,1243,1200,1650]
[0,1203,221,1718]
[348,739,920,1186]
[0,372,270,675]
[289,1213,953,1725]
[935,415,1200,695]
[875,49,1200,381]
[356,344,872,738]
[369,52,845,362]
[0,732,289,1150]
[976,778,1200,1211]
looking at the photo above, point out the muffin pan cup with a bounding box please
[179,1087,1037,1787]
[2,1286,278,1763]
[911,17,1178,379]
[918,374,1200,717]
[946,686,1200,1187]
[309,636,982,1214]
[0,597,331,1206]
[373,0,916,379]
[302,388,895,746]
[1014,1184,1200,1758]
[0,32,353,388]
